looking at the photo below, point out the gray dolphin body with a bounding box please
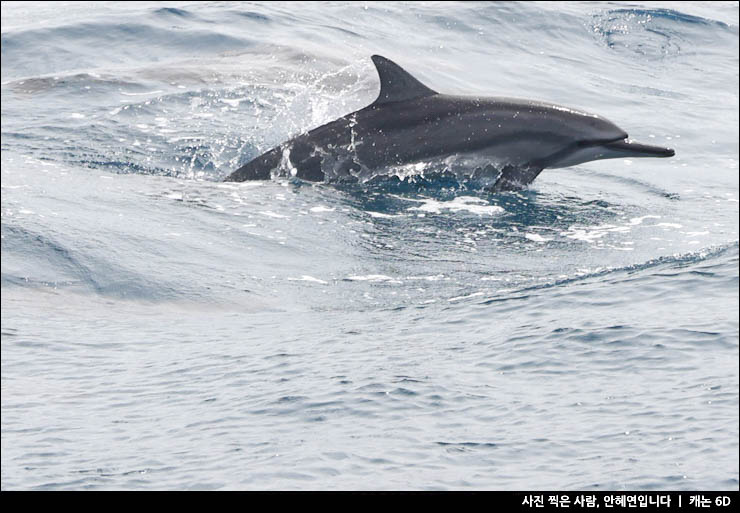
[225,55,674,191]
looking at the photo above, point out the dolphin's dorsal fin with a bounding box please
[370,55,437,106]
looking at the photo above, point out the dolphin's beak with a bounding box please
[604,139,675,158]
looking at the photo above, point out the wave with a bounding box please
[1,20,255,79]
[591,7,738,60]
[478,241,739,306]
[0,223,180,300]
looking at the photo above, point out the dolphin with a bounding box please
[225,55,674,191]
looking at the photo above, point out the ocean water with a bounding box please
[1,1,738,490]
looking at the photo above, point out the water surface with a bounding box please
[1,1,738,490]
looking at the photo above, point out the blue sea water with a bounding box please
[1,1,738,490]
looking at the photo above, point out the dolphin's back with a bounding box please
[227,146,282,181]
[225,94,626,183]
[350,94,627,169]
[227,117,351,182]
[224,55,673,189]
